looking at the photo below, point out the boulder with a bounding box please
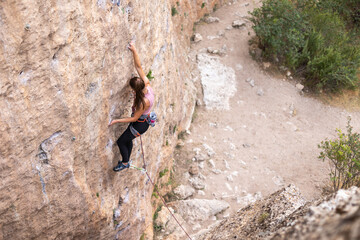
[195,153,208,162]
[189,163,199,176]
[257,88,264,96]
[193,33,203,43]
[154,206,174,229]
[162,212,186,239]
[203,143,215,156]
[205,17,220,23]
[174,199,230,222]
[189,176,206,190]
[246,78,255,87]
[296,83,304,91]
[232,20,246,28]
[173,185,195,200]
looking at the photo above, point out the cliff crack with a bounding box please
[36,131,63,164]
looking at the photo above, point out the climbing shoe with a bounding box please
[113,162,130,172]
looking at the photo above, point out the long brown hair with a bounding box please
[130,77,146,110]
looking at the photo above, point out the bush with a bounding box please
[303,9,360,91]
[250,0,309,69]
[317,0,360,27]
[318,117,360,191]
[250,0,360,92]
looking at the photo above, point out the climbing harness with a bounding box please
[129,112,158,137]
[133,135,193,240]
[136,112,157,126]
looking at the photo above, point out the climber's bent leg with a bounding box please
[116,126,135,164]
[114,122,149,172]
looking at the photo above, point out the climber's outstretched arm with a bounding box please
[108,98,150,126]
[128,42,150,87]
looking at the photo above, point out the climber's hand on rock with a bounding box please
[108,120,117,127]
[128,41,136,52]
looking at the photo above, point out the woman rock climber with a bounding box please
[109,42,155,172]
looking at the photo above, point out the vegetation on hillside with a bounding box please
[319,117,360,191]
[250,0,360,92]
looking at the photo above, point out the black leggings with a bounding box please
[116,121,149,163]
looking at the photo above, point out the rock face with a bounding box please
[173,199,229,222]
[197,185,360,240]
[0,0,226,239]
[271,187,360,240]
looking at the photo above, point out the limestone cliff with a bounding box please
[0,0,229,239]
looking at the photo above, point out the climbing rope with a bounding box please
[138,135,193,240]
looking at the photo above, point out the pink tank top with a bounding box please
[143,86,154,115]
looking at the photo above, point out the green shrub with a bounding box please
[153,205,163,231]
[303,9,360,91]
[159,168,169,178]
[250,0,360,92]
[250,0,309,68]
[171,6,178,16]
[319,117,360,192]
[317,0,360,27]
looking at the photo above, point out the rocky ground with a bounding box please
[198,185,360,240]
[153,0,360,239]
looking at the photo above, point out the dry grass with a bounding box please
[318,88,360,112]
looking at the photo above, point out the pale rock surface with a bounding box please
[207,35,220,40]
[236,192,262,206]
[195,153,208,162]
[207,47,226,56]
[154,207,174,229]
[257,88,264,96]
[232,20,246,28]
[205,17,220,23]
[211,168,221,174]
[173,199,230,222]
[296,83,304,91]
[197,53,236,110]
[272,175,285,186]
[162,212,187,239]
[208,159,216,168]
[236,64,243,71]
[189,176,206,190]
[189,163,200,175]
[198,190,206,196]
[203,143,216,157]
[217,30,225,37]
[226,175,234,182]
[173,185,196,200]
[193,33,203,43]
[198,161,205,169]
[246,77,255,87]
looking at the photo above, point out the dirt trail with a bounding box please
[173,0,360,226]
